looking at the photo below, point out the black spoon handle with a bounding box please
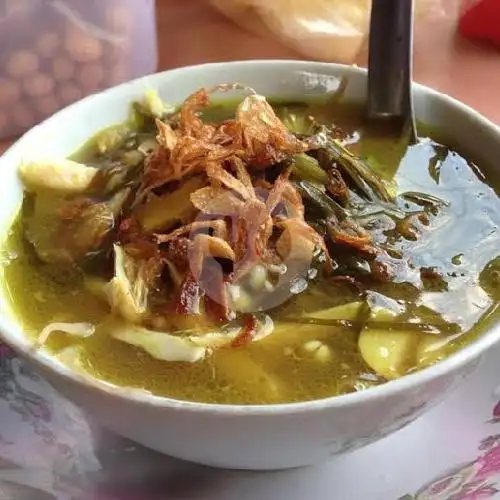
[367,0,416,140]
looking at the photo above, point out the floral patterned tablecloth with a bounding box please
[1,340,500,500]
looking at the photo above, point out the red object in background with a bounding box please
[459,0,500,47]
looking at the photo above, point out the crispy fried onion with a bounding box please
[156,160,330,289]
[327,167,349,203]
[138,84,307,199]
[134,85,333,325]
[327,215,377,255]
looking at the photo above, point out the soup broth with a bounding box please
[3,89,500,405]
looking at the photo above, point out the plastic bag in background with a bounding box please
[0,0,158,140]
[210,0,446,65]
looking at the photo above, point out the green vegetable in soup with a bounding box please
[2,86,499,405]
[292,153,329,184]
[480,256,500,301]
[23,188,129,266]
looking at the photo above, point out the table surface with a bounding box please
[0,0,499,155]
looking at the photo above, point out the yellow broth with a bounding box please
[2,99,500,405]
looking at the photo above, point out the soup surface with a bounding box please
[3,86,500,404]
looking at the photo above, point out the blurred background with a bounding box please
[0,0,499,145]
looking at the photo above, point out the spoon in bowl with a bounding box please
[367,0,418,144]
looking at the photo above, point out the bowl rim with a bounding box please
[1,59,499,415]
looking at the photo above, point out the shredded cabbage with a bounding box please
[37,322,95,346]
[19,158,97,193]
[107,245,148,323]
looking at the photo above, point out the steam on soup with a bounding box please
[2,84,499,405]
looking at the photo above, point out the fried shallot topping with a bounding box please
[115,85,395,325]
[127,85,332,318]
[137,84,307,201]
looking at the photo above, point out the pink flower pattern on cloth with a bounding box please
[3,338,500,500]
[0,344,101,499]
[403,402,500,500]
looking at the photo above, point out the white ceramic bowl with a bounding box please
[1,61,499,471]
